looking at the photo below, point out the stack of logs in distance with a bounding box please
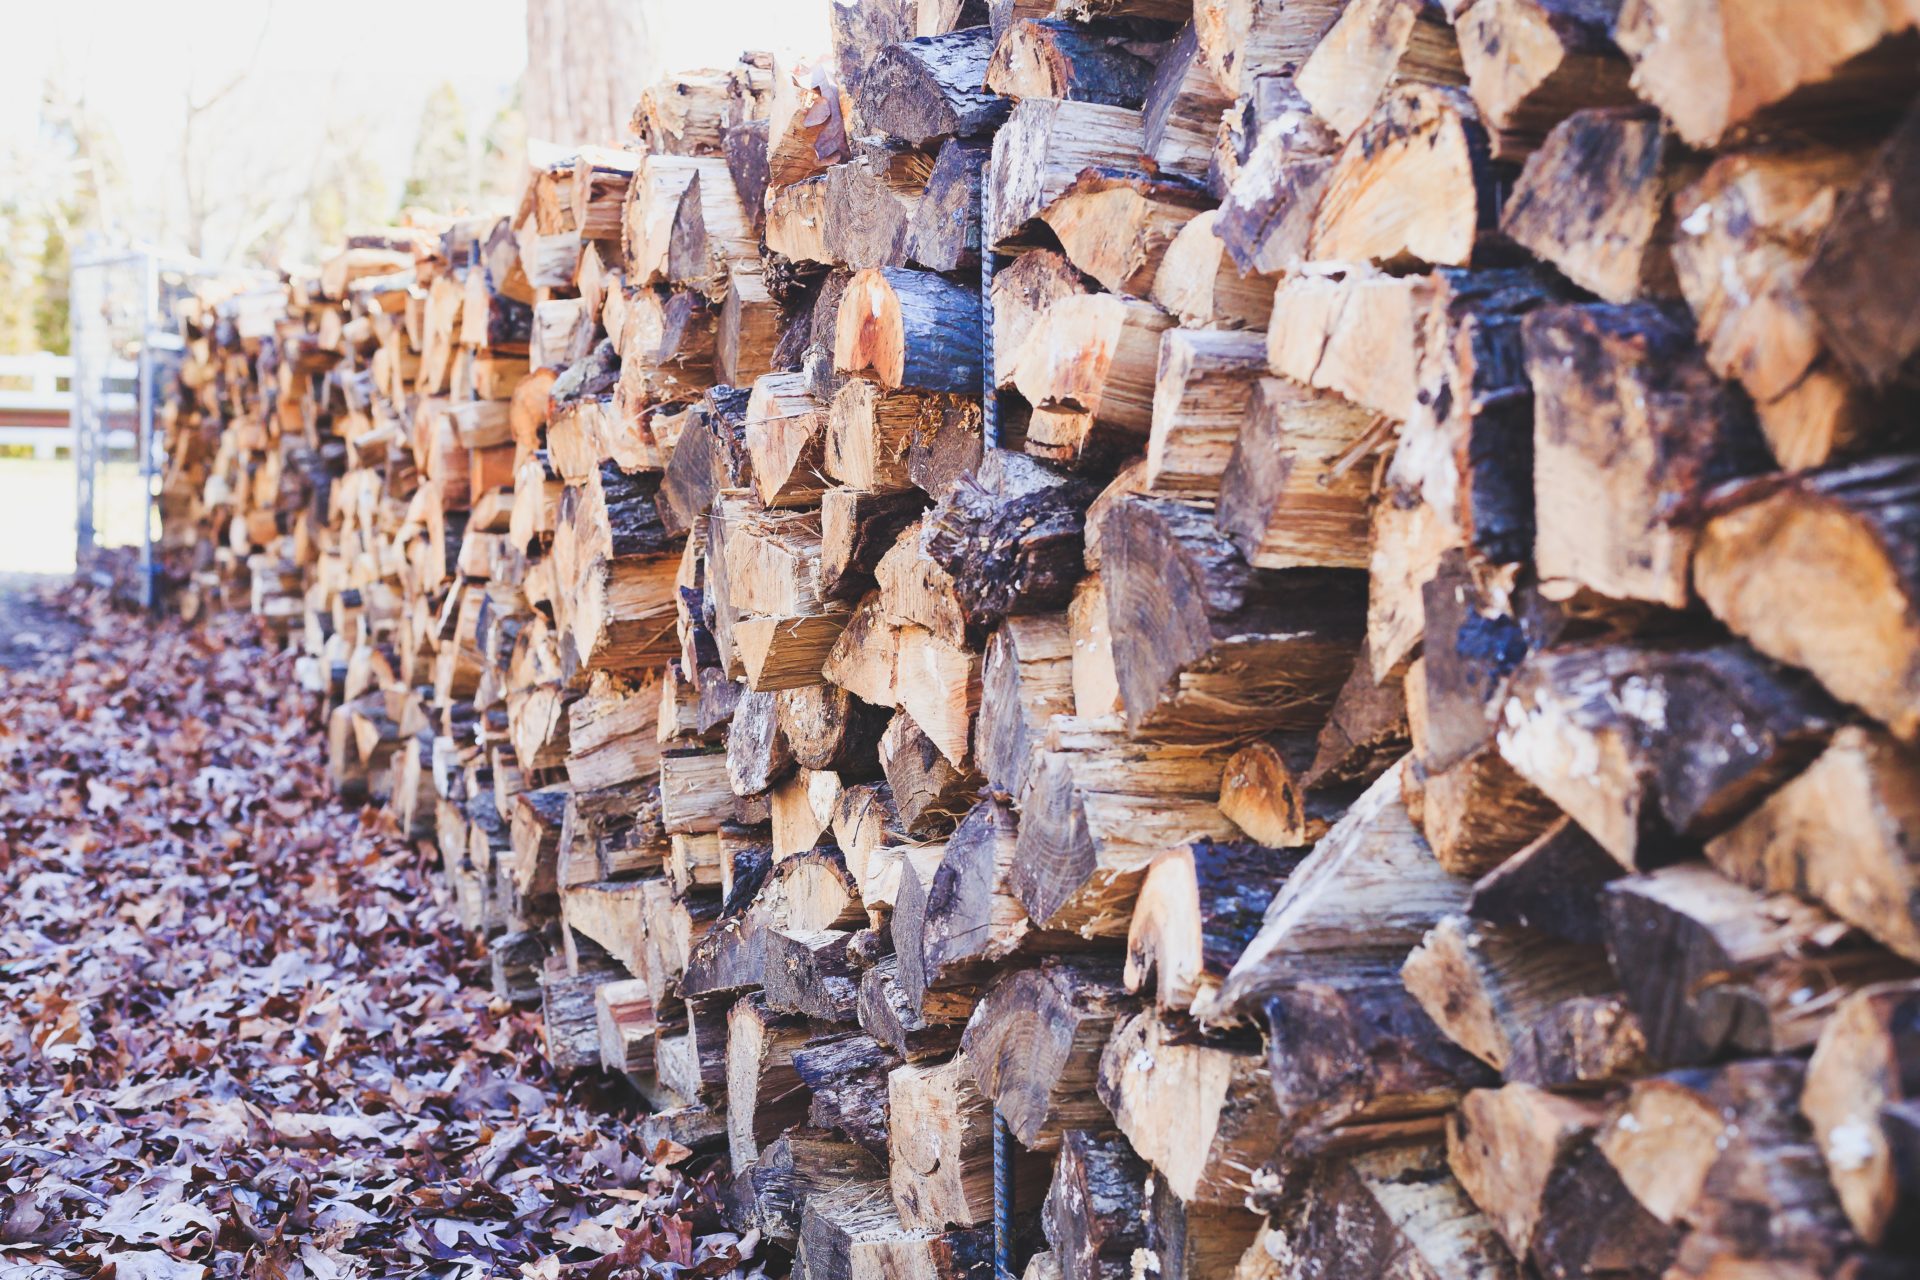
[160,0,1920,1276]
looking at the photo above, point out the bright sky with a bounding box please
[0,0,830,256]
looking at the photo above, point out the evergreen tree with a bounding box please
[478,84,528,212]
[401,82,473,214]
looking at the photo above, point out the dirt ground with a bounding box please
[0,590,749,1280]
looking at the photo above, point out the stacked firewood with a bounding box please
[161,2,1920,1278]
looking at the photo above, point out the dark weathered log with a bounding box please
[1043,1129,1149,1280]
[922,450,1098,635]
[822,487,929,602]
[1466,816,1624,946]
[1215,79,1343,274]
[1805,101,1920,389]
[1100,493,1366,742]
[1125,837,1305,1016]
[792,1030,900,1156]
[858,955,970,1062]
[907,138,990,272]
[727,688,794,798]
[1694,456,1920,744]
[1495,642,1842,870]
[1305,660,1411,793]
[860,27,1011,145]
[1803,980,1920,1248]
[1603,864,1917,1065]
[960,957,1136,1149]
[1271,1140,1523,1279]
[750,1127,885,1244]
[765,927,862,1021]
[1141,22,1231,184]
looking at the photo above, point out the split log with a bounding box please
[1067,575,1123,720]
[1217,765,1467,1015]
[906,798,1043,1006]
[991,249,1087,392]
[1039,169,1213,298]
[826,381,946,495]
[745,373,830,509]
[1525,302,1771,607]
[1215,81,1343,275]
[1402,914,1649,1085]
[1011,724,1236,938]
[1215,735,1350,849]
[720,269,782,390]
[1447,1084,1675,1279]
[1706,726,1920,962]
[1603,863,1917,1064]
[986,18,1157,106]
[567,671,662,792]
[727,994,812,1170]
[1694,456,1920,743]
[765,927,861,1022]
[975,614,1075,800]
[1140,22,1232,184]
[797,1188,991,1280]
[862,28,1011,144]
[1309,85,1499,271]
[1215,378,1376,572]
[987,98,1151,249]
[1043,1129,1149,1280]
[1802,979,1920,1247]
[1143,330,1266,500]
[750,1128,884,1244]
[1456,0,1636,156]
[540,957,619,1075]
[835,267,984,395]
[1191,0,1347,97]
[959,957,1136,1149]
[1097,1010,1280,1205]
[1610,0,1920,148]
[661,750,737,834]
[1138,1179,1263,1280]
[728,687,795,796]
[859,956,969,1062]
[771,768,844,857]
[1413,742,1563,878]
[595,978,658,1076]
[1148,211,1274,331]
[1305,661,1411,792]
[825,146,932,271]
[1266,266,1430,422]
[1671,144,1883,471]
[779,681,890,775]
[1013,293,1175,469]
[1124,837,1305,1015]
[1495,642,1842,870]
[889,1052,1047,1230]
[1099,494,1366,742]
[1295,0,1467,142]
[1501,107,1682,305]
[880,710,982,835]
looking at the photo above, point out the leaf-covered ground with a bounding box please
[0,588,753,1280]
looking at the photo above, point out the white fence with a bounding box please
[0,352,139,457]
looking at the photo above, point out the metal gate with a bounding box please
[68,247,206,608]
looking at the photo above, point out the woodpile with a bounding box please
[160,6,1920,1279]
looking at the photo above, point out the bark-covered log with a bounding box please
[1305,660,1411,793]
[1805,100,1920,389]
[860,27,1011,145]
[960,957,1136,1149]
[986,18,1158,106]
[906,138,990,273]
[835,267,984,395]
[1466,816,1624,946]
[765,926,862,1022]
[1141,22,1231,184]
[792,1030,900,1156]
